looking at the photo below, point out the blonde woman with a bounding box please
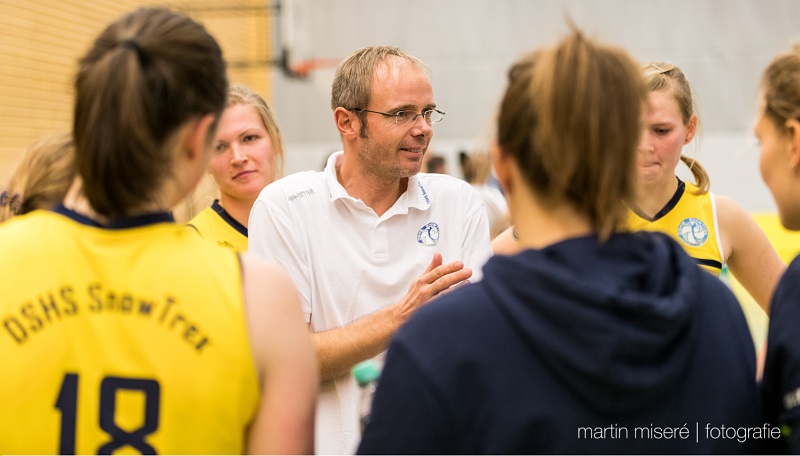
[188,84,284,251]
[0,132,74,222]
[629,62,784,313]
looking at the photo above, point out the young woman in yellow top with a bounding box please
[629,62,784,313]
[188,84,284,251]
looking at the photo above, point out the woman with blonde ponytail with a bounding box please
[629,62,784,313]
[0,132,74,222]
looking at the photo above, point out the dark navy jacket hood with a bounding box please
[483,232,698,415]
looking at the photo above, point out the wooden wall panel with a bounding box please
[0,0,275,194]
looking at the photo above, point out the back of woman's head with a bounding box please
[73,7,227,218]
[227,83,285,178]
[497,29,646,240]
[761,44,800,126]
[643,62,710,193]
[1,132,75,222]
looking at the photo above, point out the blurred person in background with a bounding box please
[0,132,74,222]
[462,149,510,239]
[424,152,447,174]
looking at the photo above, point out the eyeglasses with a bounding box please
[349,108,446,125]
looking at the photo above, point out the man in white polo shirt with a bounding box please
[249,45,492,455]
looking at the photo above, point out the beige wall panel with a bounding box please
[0,0,275,194]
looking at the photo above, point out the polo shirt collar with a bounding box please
[324,151,349,201]
[406,175,432,210]
[323,151,432,212]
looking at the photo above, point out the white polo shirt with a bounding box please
[249,151,492,455]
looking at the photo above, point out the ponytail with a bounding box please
[73,8,227,218]
[680,155,710,194]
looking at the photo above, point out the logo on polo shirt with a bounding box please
[288,189,315,201]
[677,217,708,247]
[417,222,440,246]
[417,181,430,204]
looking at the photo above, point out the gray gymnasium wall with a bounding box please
[271,0,800,212]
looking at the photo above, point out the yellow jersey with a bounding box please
[0,208,258,454]
[628,180,724,275]
[187,200,248,252]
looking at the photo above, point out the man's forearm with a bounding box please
[312,305,399,381]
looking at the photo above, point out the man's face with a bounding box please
[357,57,436,180]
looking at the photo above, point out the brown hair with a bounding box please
[497,29,646,240]
[331,46,428,137]
[1,132,74,222]
[227,84,285,178]
[642,62,710,193]
[761,44,800,127]
[426,154,446,174]
[73,7,227,218]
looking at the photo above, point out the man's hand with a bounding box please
[392,252,472,325]
[312,253,473,380]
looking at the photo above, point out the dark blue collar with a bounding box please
[211,200,248,237]
[631,177,685,222]
[53,204,174,229]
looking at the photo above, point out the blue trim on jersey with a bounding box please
[211,200,248,237]
[53,204,174,229]
[107,212,174,229]
[694,257,723,270]
[631,177,685,222]
[52,205,103,227]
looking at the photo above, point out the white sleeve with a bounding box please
[248,197,312,322]
[460,190,494,282]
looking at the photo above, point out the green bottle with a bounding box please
[353,360,381,435]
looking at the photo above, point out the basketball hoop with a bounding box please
[285,57,341,79]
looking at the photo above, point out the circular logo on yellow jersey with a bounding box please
[678,218,708,247]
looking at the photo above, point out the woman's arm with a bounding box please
[717,194,786,313]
